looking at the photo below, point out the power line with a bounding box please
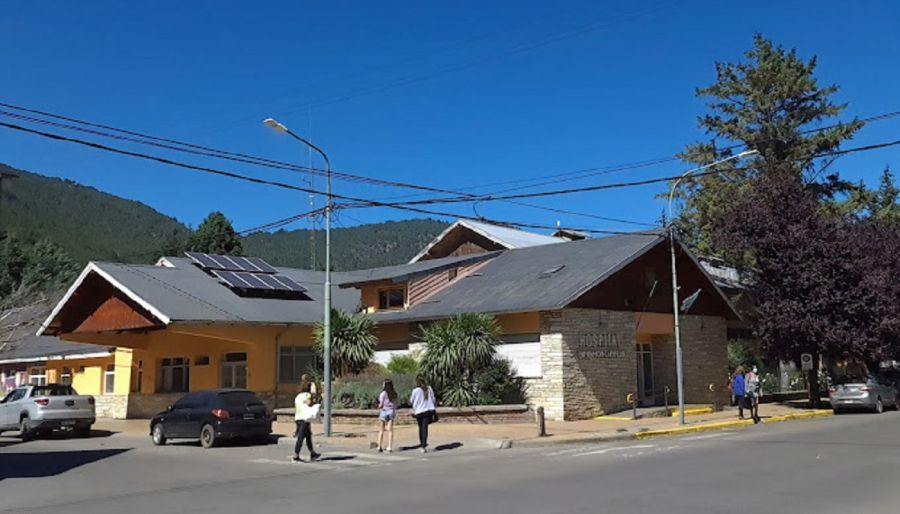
[0,103,652,227]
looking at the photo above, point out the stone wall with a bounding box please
[274,404,533,425]
[680,315,730,406]
[126,393,183,418]
[651,334,677,405]
[529,309,637,421]
[94,394,128,419]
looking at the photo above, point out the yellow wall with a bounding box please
[635,312,674,335]
[62,324,316,396]
[497,312,540,335]
[46,356,115,396]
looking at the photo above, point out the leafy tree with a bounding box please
[159,229,187,257]
[313,309,378,377]
[418,313,502,407]
[20,239,80,292]
[675,35,862,264]
[385,354,419,376]
[186,212,243,255]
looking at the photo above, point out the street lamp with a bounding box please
[263,117,334,437]
[666,150,757,425]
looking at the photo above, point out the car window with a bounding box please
[30,385,76,397]
[217,391,265,408]
[173,393,200,410]
[3,389,28,403]
[834,375,866,385]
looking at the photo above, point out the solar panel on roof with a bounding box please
[270,274,307,292]
[212,269,308,297]
[235,271,272,289]
[186,252,280,274]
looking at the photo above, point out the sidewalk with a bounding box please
[92,402,831,451]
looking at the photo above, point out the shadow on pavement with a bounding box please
[434,442,463,452]
[39,429,118,440]
[316,455,356,462]
[0,448,130,480]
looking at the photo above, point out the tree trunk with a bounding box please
[807,368,820,407]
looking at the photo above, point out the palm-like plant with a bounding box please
[418,313,501,407]
[314,309,378,377]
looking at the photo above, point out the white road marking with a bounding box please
[682,433,726,441]
[573,444,655,457]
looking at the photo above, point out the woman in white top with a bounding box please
[292,381,321,463]
[410,375,436,452]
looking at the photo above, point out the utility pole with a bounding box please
[264,118,334,437]
[667,150,757,425]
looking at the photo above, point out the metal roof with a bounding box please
[409,220,566,262]
[40,258,361,334]
[1,303,110,364]
[375,232,668,323]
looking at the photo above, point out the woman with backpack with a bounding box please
[410,376,436,453]
[376,379,397,453]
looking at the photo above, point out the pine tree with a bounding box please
[186,212,243,256]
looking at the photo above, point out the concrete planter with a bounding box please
[274,404,533,425]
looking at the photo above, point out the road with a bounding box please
[2,411,899,514]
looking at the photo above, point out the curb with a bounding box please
[670,407,714,418]
[634,409,833,440]
[512,431,637,448]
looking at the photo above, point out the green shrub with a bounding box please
[385,354,418,375]
[313,309,378,377]
[332,373,417,409]
[473,357,527,405]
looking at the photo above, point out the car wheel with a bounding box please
[874,397,884,414]
[19,417,34,441]
[200,424,217,449]
[832,408,843,415]
[151,423,167,446]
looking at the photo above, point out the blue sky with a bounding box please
[1,1,898,234]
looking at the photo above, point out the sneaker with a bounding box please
[291,456,301,463]
[310,452,321,461]
[386,447,392,453]
[421,447,428,454]
[377,447,383,453]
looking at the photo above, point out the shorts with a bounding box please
[378,410,395,422]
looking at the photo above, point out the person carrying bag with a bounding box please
[410,375,437,453]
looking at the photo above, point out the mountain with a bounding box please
[242,219,448,271]
[0,163,188,264]
[0,164,449,270]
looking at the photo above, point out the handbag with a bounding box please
[429,409,439,424]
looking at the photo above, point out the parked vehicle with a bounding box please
[829,374,898,414]
[150,389,272,448]
[0,384,96,439]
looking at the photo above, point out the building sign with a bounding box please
[576,333,627,359]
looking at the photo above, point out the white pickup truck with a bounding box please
[0,384,96,439]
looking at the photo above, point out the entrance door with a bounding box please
[221,353,248,389]
[636,343,654,406]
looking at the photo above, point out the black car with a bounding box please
[150,389,272,448]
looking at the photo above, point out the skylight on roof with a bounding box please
[539,265,565,278]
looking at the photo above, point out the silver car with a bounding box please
[829,374,898,414]
[0,384,96,439]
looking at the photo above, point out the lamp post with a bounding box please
[666,150,757,425]
[263,117,334,437]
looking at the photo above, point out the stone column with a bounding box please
[680,315,730,406]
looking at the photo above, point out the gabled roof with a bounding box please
[371,230,739,324]
[339,252,498,288]
[409,220,566,263]
[377,232,666,323]
[39,257,361,335]
[1,303,110,364]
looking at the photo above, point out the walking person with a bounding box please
[745,366,761,424]
[376,379,397,453]
[292,381,321,463]
[732,366,746,419]
[293,374,318,437]
[410,376,436,453]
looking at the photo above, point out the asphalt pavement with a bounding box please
[2,411,899,514]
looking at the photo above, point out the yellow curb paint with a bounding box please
[636,410,832,440]
[595,416,634,421]
[762,410,833,424]
[670,407,714,417]
[636,419,754,439]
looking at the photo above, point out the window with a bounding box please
[378,288,406,310]
[2,388,27,404]
[195,355,210,366]
[158,357,190,393]
[28,367,47,386]
[104,365,115,395]
[31,385,76,397]
[279,346,318,384]
[447,268,458,281]
[221,352,247,389]
[60,367,72,386]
